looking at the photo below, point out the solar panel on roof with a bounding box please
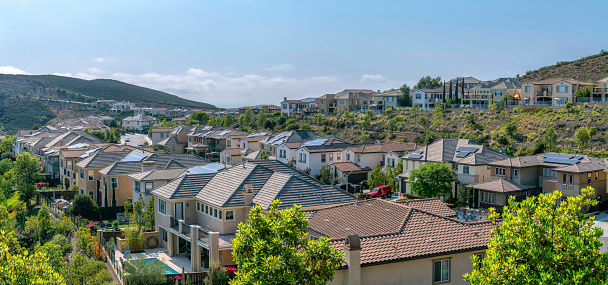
[575,155,584,160]
[543,153,561,158]
[456,146,478,153]
[185,163,226,175]
[122,151,148,162]
[193,133,202,137]
[455,151,470,158]
[407,153,423,159]
[543,157,579,165]
[68,143,89,149]
[79,147,102,159]
[218,131,230,136]
[302,139,328,147]
[202,131,213,137]
[45,150,57,155]
[414,149,423,154]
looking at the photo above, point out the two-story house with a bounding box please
[466,77,522,108]
[317,89,375,114]
[369,89,400,112]
[305,198,494,285]
[400,138,509,196]
[520,78,593,106]
[259,130,335,159]
[280,97,317,116]
[151,160,356,272]
[342,142,419,170]
[295,141,352,175]
[590,76,608,103]
[239,132,272,151]
[151,127,175,145]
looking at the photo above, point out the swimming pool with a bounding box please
[143,258,178,274]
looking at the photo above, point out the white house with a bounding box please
[280,97,317,116]
[342,142,419,170]
[295,142,351,176]
[122,115,160,132]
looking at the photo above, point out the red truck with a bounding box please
[365,185,392,199]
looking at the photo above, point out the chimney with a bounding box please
[243,184,254,206]
[345,235,362,285]
[284,97,287,101]
[142,161,156,172]
[60,147,68,152]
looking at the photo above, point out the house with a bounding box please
[157,136,186,154]
[468,179,536,209]
[370,89,400,112]
[590,76,608,103]
[280,97,317,116]
[477,153,608,209]
[237,104,280,118]
[97,151,210,207]
[330,162,372,185]
[304,198,493,285]
[219,148,251,165]
[466,78,522,108]
[172,116,189,125]
[110,101,136,113]
[452,76,483,89]
[122,115,160,132]
[411,87,469,109]
[520,78,593,106]
[317,89,375,114]
[259,130,335,159]
[295,141,352,175]
[400,138,509,196]
[150,127,175,145]
[342,142,419,170]
[51,144,106,187]
[239,132,273,151]
[187,127,248,154]
[151,160,356,272]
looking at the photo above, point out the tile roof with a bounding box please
[347,142,419,154]
[223,148,243,156]
[404,138,508,165]
[472,77,522,90]
[76,151,132,169]
[153,160,355,209]
[128,168,187,181]
[152,173,216,199]
[157,136,184,146]
[469,179,535,193]
[528,78,594,86]
[331,162,372,173]
[489,153,606,172]
[300,142,352,153]
[305,198,495,266]
[394,198,456,217]
[99,161,143,175]
[151,127,175,133]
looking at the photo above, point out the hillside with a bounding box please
[0,93,56,134]
[0,74,216,109]
[521,50,608,82]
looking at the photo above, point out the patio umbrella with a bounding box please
[124,244,131,259]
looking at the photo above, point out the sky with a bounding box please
[1,0,607,108]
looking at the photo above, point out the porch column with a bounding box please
[209,231,220,265]
[191,225,201,272]
[167,215,175,256]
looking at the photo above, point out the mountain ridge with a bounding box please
[520,51,608,82]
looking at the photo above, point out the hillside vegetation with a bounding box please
[0,93,56,135]
[521,50,608,82]
[0,74,216,109]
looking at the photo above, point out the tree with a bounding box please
[409,162,454,198]
[37,205,53,240]
[368,163,389,189]
[319,165,337,185]
[124,256,166,285]
[442,81,446,102]
[14,152,41,206]
[244,108,254,127]
[260,151,270,160]
[575,126,591,150]
[542,126,558,151]
[503,119,517,137]
[0,135,15,153]
[70,194,100,221]
[449,79,453,101]
[457,185,472,209]
[464,187,608,284]
[191,111,210,125]
[414,76,442,89]
[257,107,268,130]
[124,193,154,234]
[397,83,412,107]
[63,252,113,285]
[0,158,12,176]
[231,200,344,285]
[223,114,233,127]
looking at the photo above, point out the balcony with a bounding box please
[199,229,209,245]
[592,87,608,94]
[536,91,553,97]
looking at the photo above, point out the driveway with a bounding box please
[592,212,608,252]
[120,133,152,147]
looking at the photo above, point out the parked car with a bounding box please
[359,180,368,190]
[124,137,130,142]
[365,185,392,199]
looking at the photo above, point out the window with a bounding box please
[159,199,166,215]
[321,99,325,104]
[337,153,341,160]
[214,208,218,218]
[196,202,200,212]
[145,182,153,194]
[161,227,167,242]
[454,164,458,170]
[134,181,141,192]
[596,171,599,181]
[302,154,307,162]
[111,177,118,189]
[226,210,235,220]
[226,139,232,148]
[433,259,450,283]
[543,168,547,176]
[347,154,351,161]
[88,170,94,181]
[79,169,84,179]
[495,90,503,96]
[569,174,573,189]
[463,166,470,174]
[416,93,421,99]
[339,100,346,105]
[321,154,326,163]
[556,86,568,93]
[388,97,394,102]
[562,173,567,188]
[475,253,485,268]
[525,86,530,93]
[495,167,505,176]
[481,192,496,204]
[357,155,361,163]
[588,173,592,184]
[88,191,94,199]
[329,153,333,161]
[60,159,64,168]
[219,210,222,219]
[513,169,518,178]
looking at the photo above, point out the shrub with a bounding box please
[76,226,94,255]
[51,234,72,256]
[70,194,100,221]
[54,215,74,235]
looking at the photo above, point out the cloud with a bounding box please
[265,64,294,71]
[0,66,28,75]
[53,72,73,77]
[360,74,386,82]
[91,57,117,63]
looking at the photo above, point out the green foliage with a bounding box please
[414,75,442,89]
[314,113,323,125]
[409,162,455,198]
[0,135,16,153]
[63,252,113,285]
[232,200,344,285]
[37,205,53,240]
[457,186,472,208]
[575,126,591,150]
[465,187,608,284]
[368,163,389,189]
[244,108,254,127]
[76,226,94,255]
[191,111,210,125]
[257,107,268,130]
[124,256,167,285]
[205,261,231,285]
[14,152,40,206]
[318,165,337,185]
[503,118,517,137]
[299,123,312,131]
[260,151,270,161]
[398,83,412,107]
[70,194,100,221]
[124,193,154,234]
[0,158,13,176]
[542,126,558,151]
[0,98,57,134]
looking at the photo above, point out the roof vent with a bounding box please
[344,228,351,231]
[243,184,254,194]
[323,219,330,222]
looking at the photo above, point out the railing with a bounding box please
[592,88,608,93]
[164,272,208,285]
[536,91,552,97]
[576,97,591,102]
[182,224,191,235]
[170,217,179,231]
[199,229,209,244]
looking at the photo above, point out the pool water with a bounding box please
[143,258,178,274]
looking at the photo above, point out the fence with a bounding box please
[38,190,79,200]
[163,272,208,285]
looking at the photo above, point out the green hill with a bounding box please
[0,74,216,109]
[521,50,608,82]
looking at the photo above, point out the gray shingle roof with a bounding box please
[128,168,188,181]
[153,173,216,199]
[471,77,522,90]
[470,179,535,193]
[77,151,132,168]
[157,136,184,146]
[405,138,509,165]
[99,161,144,175]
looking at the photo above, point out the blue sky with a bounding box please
[1,0,606,107]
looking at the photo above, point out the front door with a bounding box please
[175,202,183,220]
